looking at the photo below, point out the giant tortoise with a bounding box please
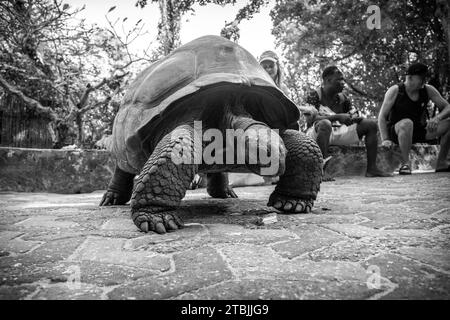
[100,35,323,234]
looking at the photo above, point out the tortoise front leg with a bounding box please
[268,130,323,213]
[130,124,199,234]
[100,166,135,206]
[206,173,237,198]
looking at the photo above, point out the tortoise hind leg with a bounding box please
[131,124,199,234]
[268,130,323,213]
[100,166,135,206]
[206,173,237,198]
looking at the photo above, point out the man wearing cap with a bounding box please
[378,62,450,174]
[302,65,391,180]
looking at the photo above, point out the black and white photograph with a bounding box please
[0,0,449,306]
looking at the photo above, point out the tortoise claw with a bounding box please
[167,220,179,231]
[132,210,183,234]
[268,192,314,214]
[155,223,166,234]
[140,222,149,233]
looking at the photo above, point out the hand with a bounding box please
[351,117,364,124]
[299,105,318,125]
[426,116,440,132]
[381,140,394,148]
[334,114,353,126]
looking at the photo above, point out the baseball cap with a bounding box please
[259,50,279,64]
[406,63,429,77]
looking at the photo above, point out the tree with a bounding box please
[271,0,449,116]
[135,0,269,53]
[0,0,155,148]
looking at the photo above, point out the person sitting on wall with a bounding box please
[378,62,450,174]
[302,65,392,180]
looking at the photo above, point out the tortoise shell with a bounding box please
[111,35,299,173]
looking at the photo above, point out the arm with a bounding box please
[425,85,450,131]
[378,85,398,142]
[316,113,352,123]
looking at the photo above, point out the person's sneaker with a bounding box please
[398,164,412,175]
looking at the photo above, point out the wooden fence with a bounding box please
[0,93,53,148]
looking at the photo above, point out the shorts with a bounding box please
[306,123,360,146]
[387,123,428,144]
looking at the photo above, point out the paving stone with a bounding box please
[0,231,43,254]
[59,260,159,286]
[15,216,79,229]
[277,213,364,226]
[0,173,448,300]
[362,253,450,299]
[396,247,450,272]
[108,247,233,299]
[220,244,368,282]
[31,282,103,300]
[0,237,86,267]
[271,225,347,259]
[358,210,431,229]
[323,224,433,239]
[101,218,136,231]
[0,284,38,300]
[0,262,68,286]
[175,279,382,300]
[206,224,295,245]
[307,239,385,262]
[123,224,209,254]
[68,236,171,271]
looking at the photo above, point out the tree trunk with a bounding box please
[158,0,181,56]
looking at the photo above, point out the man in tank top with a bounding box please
[378,63,450,174]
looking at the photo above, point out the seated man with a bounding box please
[303,65,391,179]
[378,62,450,174]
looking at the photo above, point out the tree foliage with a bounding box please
[271,0,450,116]
[136,0,268,53]
[0,0,155,147]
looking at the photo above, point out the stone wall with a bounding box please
[326,144,439,176]
[0,144,440,193]
[0,147,115,193]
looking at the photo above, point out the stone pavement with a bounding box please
[0,173,449,300]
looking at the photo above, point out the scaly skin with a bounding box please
[130,124,199,234]
[101,119,323,234]
[267,130,323,213]
[206,173,237,198]
[100,166,135,206]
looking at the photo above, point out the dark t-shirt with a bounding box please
[304,88,358,116]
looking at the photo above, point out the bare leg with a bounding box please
[357,119,392,177]
[315,119,332,158]
[425,119,450,170]
[395,119,414,167]
[315,120,334,181]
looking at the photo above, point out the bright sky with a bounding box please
[69,0,279,59]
